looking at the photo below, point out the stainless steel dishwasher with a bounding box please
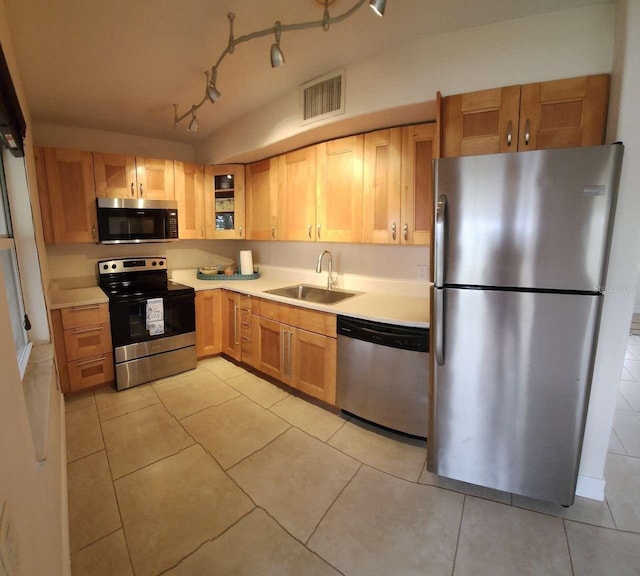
[336,316,429,438]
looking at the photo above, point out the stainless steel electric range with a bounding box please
[98,257,196,390]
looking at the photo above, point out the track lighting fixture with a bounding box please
[270,21,285,68]
[369,0,386,16]
[172,0,387,130]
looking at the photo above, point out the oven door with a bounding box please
[109,292,195,350]
[97,204,174,243]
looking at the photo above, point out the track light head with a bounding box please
[207,84,221,103]
[369,0,386,16]
[270,21,285,68]
[188,106,198,132]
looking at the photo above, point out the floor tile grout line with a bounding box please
[154,506,258,576]
[94,407,136,575]
[604,497,618,531]
[224,424,293,473]
[562,519,576,576]
[450,494,466,576]
[68,526,123,557]
[96,397,163,425]
[111,443,198,483]
[611,427,628,456]
[305,462,363,547]
[66,445,105,465]
[174,391,242,422]
[324,415,351,444]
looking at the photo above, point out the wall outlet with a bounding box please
[0,503,19,575]
[417,265,428,281]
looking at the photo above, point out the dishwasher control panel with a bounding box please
[337,316,429,352]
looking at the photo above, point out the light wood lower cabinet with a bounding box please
[195,290,222,358]
[250,297,337,405]
[52,302,115,394]
[221,290,241,361]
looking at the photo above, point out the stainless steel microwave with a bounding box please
[96,198,179,244]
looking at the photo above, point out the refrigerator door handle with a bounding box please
[435,288,445,365]
[435,194,447,288]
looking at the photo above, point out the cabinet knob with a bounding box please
[507,120,513,147]
[92,225,96,240]
[308,224,312,239]
[403,223,408,241]
[239,225,243,237]
[524,119,531,146]
[131,182,135,197]
[271,226,275,239]
[391,222,396,241]
[317,225,321,240]
[139,183,144,197]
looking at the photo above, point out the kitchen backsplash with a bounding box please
[46,240,430,284]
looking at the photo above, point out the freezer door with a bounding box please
[428,287,600,505]
[434,145,623,291]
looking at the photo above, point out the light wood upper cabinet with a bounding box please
[94,153,137,199]
[135,157,174,200]
[316,135,364,243]
[195,289,222,358]
[278,146,317,242]
[34,147,54,244]
[518,74,609,151]
[246,158,279,240]
[444,75,609,157]
[40,147,98,244]
[363,128,402,244]
[205,165,246,239]
[444,85,521,157]
[175,162,205,239]
[401,123,437,245]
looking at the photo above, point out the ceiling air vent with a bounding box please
[300,69,346,125]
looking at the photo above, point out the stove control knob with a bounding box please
[111,264,117,269]
[103,264,108,270]
[152,261,157,266]
[159,260,165,266]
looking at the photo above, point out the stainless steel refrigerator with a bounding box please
[428,144,624,506]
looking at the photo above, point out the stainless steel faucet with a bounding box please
[316,250,338,290]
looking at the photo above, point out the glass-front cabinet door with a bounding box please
[204,164,245,239]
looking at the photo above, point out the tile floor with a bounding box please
[66,341,640,576]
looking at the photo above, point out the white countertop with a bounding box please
[48,268,429,328]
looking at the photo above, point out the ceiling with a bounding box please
[5,0,608,144]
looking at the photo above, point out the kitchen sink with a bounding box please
[265,284,359,305]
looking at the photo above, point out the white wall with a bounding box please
[196,3,615,164]
[577,0,640,499]
[0,0,69,572]
[33,122,195,163]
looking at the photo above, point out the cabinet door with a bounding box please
[290,328,336,405]
[44,147,97,243]
[94,153,137,199]
[135,157,175,200]
[401,123,436,245]
[246,158,278,240]
[363,128,402,244]
[205,165,246,239]
[278,146,317,242]
[252,316,288,383]
[221,290,241,360]
[195,290,222,358]
[34,147,54,244]
[444,86,520,157]
[175,162,205,239]
[316,135,364,243]
[518,74,609,151]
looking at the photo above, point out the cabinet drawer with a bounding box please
[67,354,115,392]
[64,322,112,361]
[254,298,290,323]
[60,303,109,329]
[289,306,336,338]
